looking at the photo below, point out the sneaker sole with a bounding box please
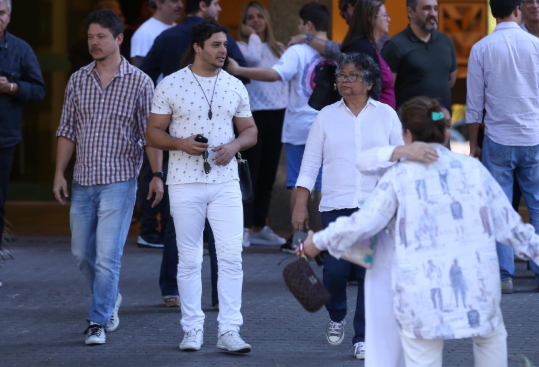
[281,248,297,254]
[137,236,164,248]
[502,288,513,294]
[355,353,365,360]
[217,344,251,353]
[85,339,106,345]
[179,344,203,351]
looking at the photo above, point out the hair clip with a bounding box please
[431,111,444,121]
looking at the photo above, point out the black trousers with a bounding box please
[242,109,285,228]
[0,145,16,240]
[137,153,169,236]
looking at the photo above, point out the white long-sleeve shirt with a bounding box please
[296,98,403,212]
[314,144,539,340]
[466,22,539,146]
[237,35,289,112]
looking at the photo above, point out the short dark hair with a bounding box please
[86,9,124,38]
[399,97,446,144]
[299,3,330,32]
[336,52,382,100]
[406,0,418,10]
[489,0,521,18]
[179,21,229,68]
[149,0,159,10]
[185,0,212,15]
[339,0,357,11]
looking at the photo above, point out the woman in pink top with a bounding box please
[340,0,396,109]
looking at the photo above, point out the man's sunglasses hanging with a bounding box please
[195,134,211,174]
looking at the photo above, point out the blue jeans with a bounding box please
[322,208,366,344]
[482,136,539,282]
[70,178,137,328]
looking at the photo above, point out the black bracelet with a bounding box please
[152,172,164,179]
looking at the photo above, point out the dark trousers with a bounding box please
[241,109,285,228]
[159,208,219,306]
[138,153,169,237]
[0,145,16,240]
[322,208,366,345]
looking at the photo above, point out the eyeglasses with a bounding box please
[522,0,539,4]
[336,73,363,83]
[375,12,390,20]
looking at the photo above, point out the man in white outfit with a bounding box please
[130,0,183,67]
[145,21,257,353]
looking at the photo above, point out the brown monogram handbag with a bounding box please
[282,243,331,313]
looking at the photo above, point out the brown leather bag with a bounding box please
[282,252,331,313]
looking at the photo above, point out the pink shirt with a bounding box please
[377,50,396,110]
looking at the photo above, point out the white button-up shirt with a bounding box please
[296,98,403,212]
[314,144,539,340]
[466,22,539,146]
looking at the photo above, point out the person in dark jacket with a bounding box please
[0,0,46,243]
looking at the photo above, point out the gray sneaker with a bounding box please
[107,293,122,332]
[326,320,346,346]
[84,324,106,345]
[217,331,251,353]
[501,279,513,294]
[249,227,286,245]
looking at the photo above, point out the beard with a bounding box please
[417,16,438,33]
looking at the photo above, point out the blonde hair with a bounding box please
[239,2,283,59]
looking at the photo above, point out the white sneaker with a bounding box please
[354,341,366,360]
[326,320,346,346]
[249,226,286,245]
[107,293,122,332]
[242,228,251,248]
[217,331,251,353]
[179,329,204,351]
[84,324,106,345]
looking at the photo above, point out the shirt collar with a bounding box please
[494,22,521,31]
[0,30,10,49]
[82,56,133,77]
[338,97,379,111]
[520,22,530,33]
[405,24,439,43]
[181,16,205,25]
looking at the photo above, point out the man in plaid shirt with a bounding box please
[53,10,163,346]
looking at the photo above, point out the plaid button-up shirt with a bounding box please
[56,57,154,186]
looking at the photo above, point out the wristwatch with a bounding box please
[305,34,315,45]
[152,172,164,179]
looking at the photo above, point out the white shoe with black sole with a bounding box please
[84,324,106,345]
[137,235,164,248]
[217,331,251,353]
[107,293,122,332]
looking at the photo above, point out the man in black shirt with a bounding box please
[381,0,457,110]
[0,0,46,244]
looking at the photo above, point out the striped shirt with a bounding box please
[56,57,154,186]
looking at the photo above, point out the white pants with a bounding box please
[400,322,508,367]
[365,231,406,367]
[169,181,244,335]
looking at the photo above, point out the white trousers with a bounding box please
[169,181,244,335]
[400,322,508,367]
[365,231,406,367]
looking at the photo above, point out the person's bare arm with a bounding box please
[131,56,144,67]
[212,116,257,166]
[287,34,329,56]
[392,73,397,85]
[227,58,282,82]
[145,146,164,208]
[468,123,482,160]
[145,113,209,155]
[53,137,75,205]
[391,143,439,163]
[292,187,310,231]
[449,70,457,88]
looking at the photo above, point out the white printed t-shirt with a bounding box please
[272,43,333,146]
[151,67,252,185]
[131,17,175,58]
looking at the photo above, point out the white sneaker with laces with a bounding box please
[249,226,286,245]
[326,320,346,346]
[354,341,366,360]
[217,331,251,353]
[242,228,251,248]
[84,324,106,345]
[179,329,204,351]
[107,293,122,332]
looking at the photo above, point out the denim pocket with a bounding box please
[486,138,511,166]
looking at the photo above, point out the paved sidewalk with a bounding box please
[1,237,539,367]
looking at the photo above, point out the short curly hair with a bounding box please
[336,52,382,101]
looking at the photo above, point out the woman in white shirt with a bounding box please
[304,97,539,367]
[292,52,404,360]
[237,2,290,247]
